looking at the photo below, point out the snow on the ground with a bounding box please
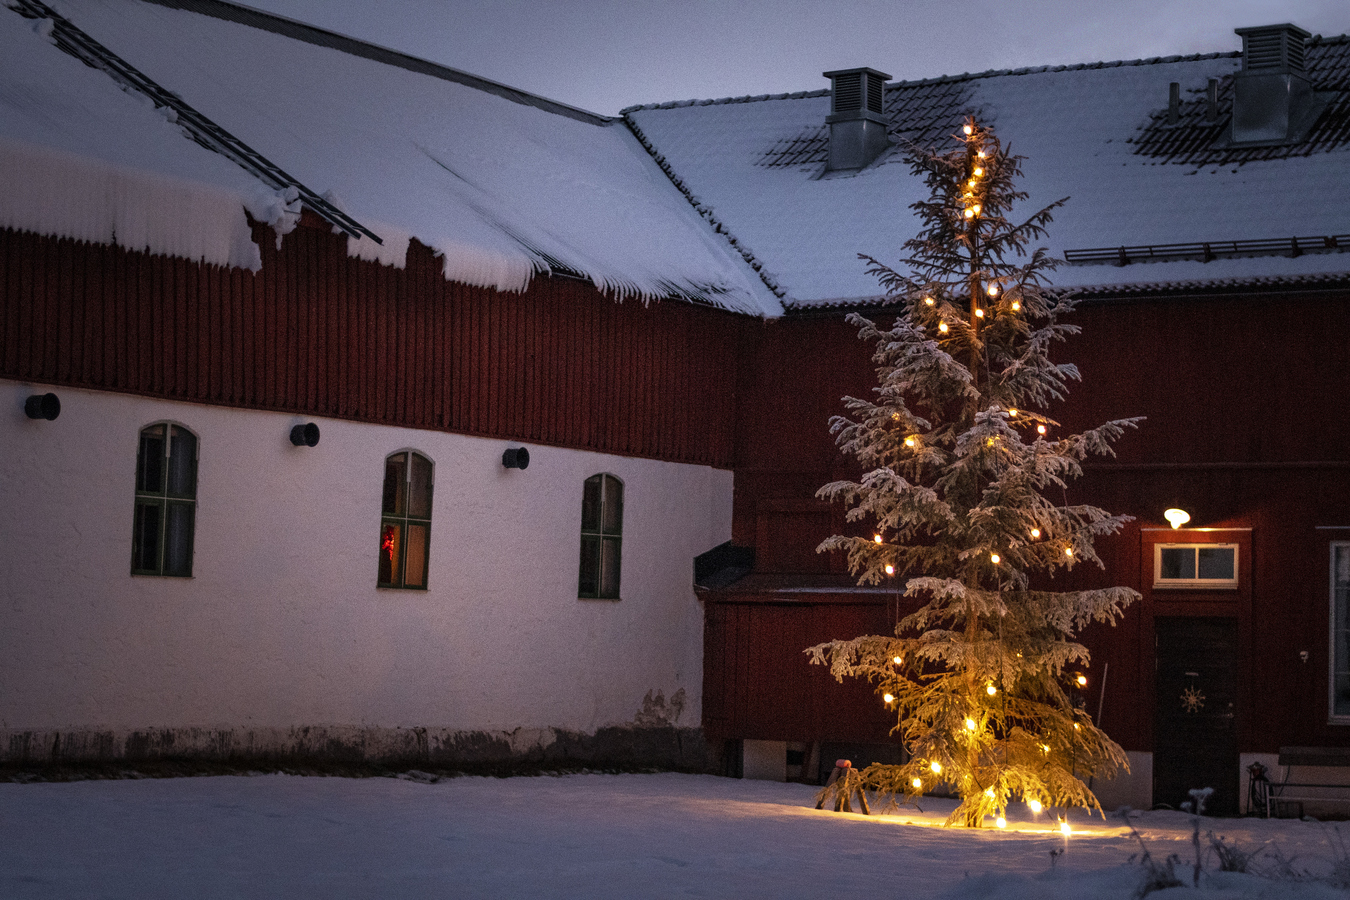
[2,772,1347,899]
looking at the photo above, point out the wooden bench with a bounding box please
[1261,747,1350,818]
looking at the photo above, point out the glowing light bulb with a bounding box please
[1064,547,1074,557]
[968,178,978,189]
[874,534,883,543]
[905,436,916,447]
[986,283,999,297]
[973,166,984,176]
[964,208,975,219]
[986,684,997,696]
[1011,301,1021,311]
[1008,409,1017,416]
[1076,675,1088,687]
[972,203,982,215]
[912,777,923,789]
[938,321,948,333]
[884,564,895,576]
[985,788,995,798]
[990,553,1000,564]
[965,718,977,731]
[924,296,935,306]
[963,124,974,135]
[930,761,942,774]
[1037,424,1047,435]
[1030,528,1041,539]
[977,150,987,159]
[1074,723,1081,731]
[1060,821,1072,835]
[893,656,903,665]
[1164,508,1190,529]
[883,693,895,703]
[1040,744,1050,754]
[1027,799,1043,814]
[996,816,1007,828]
[975,308,985,318]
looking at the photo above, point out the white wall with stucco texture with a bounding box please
[0,381,729,738]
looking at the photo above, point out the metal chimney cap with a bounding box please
[822,67,893,81]
[1234,23,1310,39]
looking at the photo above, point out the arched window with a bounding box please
[579,474,622,599]
[379,450,432,589]
[131,423,197,576]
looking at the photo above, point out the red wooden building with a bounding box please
[3,1,1350,815]
[626,25,1350,812]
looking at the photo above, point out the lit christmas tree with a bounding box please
[808,118,1141,828]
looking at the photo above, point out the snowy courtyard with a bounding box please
[3,771,1348,899]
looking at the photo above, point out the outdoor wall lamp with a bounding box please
[24,392,60,420]
[1164,508,1191,529]
[502,447,530,470]
[289,422,320,447]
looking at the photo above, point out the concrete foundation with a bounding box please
[0,724,716,772]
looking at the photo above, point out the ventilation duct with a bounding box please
[823,67,891,171]
[1230,24,1322,145]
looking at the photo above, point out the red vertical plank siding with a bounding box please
[59,238,78,383]
[0,225,740,467]
[409,263,421,425]
[178,258,193,400]
[537,287,553,443]
[204,265,218,402]
[23,231,42,379]
[429,257,444,428]
[510,293,524,439]
[359,261,374,421]
[109,245,126,391]
[229,268,245,404]
[79,244,97,385]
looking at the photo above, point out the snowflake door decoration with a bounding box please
[1181,684,1206,713]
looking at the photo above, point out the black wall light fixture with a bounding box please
[502,447,530,470]
[289,422,320,447]
[25,393,60,420]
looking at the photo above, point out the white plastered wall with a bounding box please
[1090,750,1153,812]
[0,381,729,741]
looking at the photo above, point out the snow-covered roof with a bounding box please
[0,0,782,316]
[625,38,1350,309]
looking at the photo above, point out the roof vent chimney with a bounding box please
[1230,24,1321,145]
[823,67,891,171]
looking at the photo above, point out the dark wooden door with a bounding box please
[1153,617,1239,816]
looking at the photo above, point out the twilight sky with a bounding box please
[241,0,1346,116]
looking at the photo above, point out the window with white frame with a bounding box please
[1153,543,1238,589]
[131,422,197,576]
[378,450,432,589]
[1331,543,1350,719]
[579,473,622,599]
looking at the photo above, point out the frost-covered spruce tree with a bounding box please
[807,118,1141,828]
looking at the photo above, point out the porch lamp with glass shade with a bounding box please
[1164,508,1191,529]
